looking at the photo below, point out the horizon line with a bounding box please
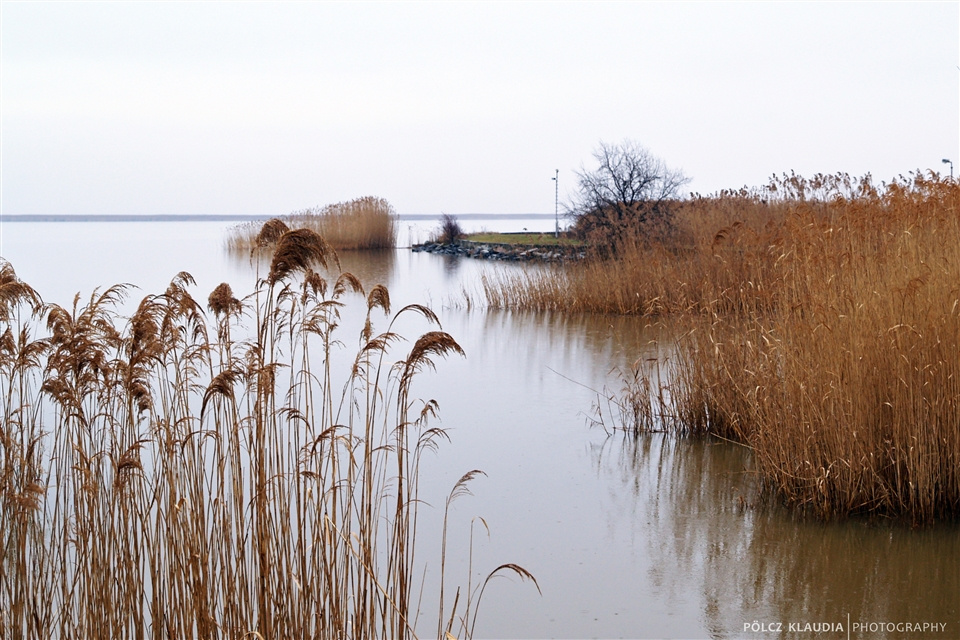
[0,213,560,222]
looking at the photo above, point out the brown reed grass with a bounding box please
[226,195,398,252]
[0,227,535,637]
[486,171,960,522]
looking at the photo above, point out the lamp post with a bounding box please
[943,158,954,179]
[552,169,559,238]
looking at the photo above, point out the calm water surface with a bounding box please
[1,218,958,639]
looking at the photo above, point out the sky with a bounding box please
[1,1,958,216]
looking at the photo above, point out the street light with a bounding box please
[552,169,559,239]
[943,158,953,179]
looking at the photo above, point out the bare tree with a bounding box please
[436,213,464,244]
[570,140,689,254]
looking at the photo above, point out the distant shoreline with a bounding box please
[1,213,557,223]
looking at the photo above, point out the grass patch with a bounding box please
[465,232,582,247]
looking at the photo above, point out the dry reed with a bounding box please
[0,224,535,637]
[226,195,398,252]
[487,172,960,522]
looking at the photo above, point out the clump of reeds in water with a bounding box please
[491,172,960,523]
[671,174,960,522]
[226,195,398,252]
[0,227,535,638]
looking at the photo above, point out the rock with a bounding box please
[410,240,584,263]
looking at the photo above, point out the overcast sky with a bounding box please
[2,1,957,216]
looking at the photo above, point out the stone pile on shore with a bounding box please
[411,240,585,262]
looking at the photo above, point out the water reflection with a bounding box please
[335,249,396,288]
[226,245,397,290]
[440,253,463,279]
[476,310,671,376]
[593,434,960,639]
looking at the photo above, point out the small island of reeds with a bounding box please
[226,195,398,252]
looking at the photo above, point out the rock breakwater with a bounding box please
[411,240,585,262]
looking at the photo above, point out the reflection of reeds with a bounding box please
[227,196,398,252]
[0,226,534,637]
[493,172,960,522]
[593,433,960,635]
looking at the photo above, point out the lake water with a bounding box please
[1,217,958,639]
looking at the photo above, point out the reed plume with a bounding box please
[228,196,398,253]
[255,217,291,247]
[486,172,960,522]
[267,228,339,284]
[0,224,535,638]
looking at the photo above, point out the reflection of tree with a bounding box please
[590,434,960,639]
[440,253,462,279]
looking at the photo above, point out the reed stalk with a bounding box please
[226,196,398,253]
[0,224,534,637]
[489,172,960,522]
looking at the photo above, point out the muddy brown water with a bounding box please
[2,218,957,638]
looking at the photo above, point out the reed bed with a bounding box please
[479,182,799,316]
[0,228,534,638]
[226,195,398,252]
[490,172,960,522]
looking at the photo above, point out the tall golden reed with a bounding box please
[226,196,398,252]
[0,227,535,638]
[488,172,960,522]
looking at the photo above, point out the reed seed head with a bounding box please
[268,228,339,284]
